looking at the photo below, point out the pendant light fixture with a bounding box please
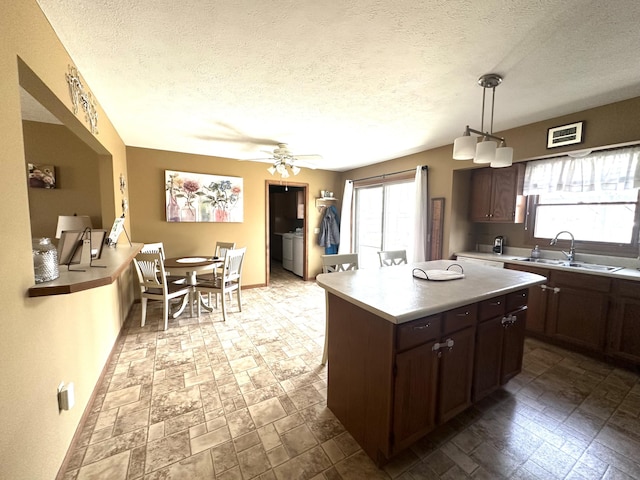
[453,73,513,168]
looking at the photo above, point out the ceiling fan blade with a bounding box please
[293,154,323,160]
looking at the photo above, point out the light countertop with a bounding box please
[456,251,640,281]
[316,260,546,324]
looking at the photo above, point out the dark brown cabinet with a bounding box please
[472,290,528,401]
[469,163,525,223]
[393,339,438,452]
[546,271,610,351]
[506,264,549,334]
[506,264,611,353]
[326,290,528,465]
[607,280,640,366]
[438,325,475,422]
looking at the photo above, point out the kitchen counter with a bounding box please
[319,259,544,464]
[456,251,640,281]
[316,259,546,324]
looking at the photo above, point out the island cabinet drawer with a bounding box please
[443,304,478,335]
[396,314,442,352]
[478,296,506,322]
[506,289,528,311]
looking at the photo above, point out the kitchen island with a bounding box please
[316,260,546,465]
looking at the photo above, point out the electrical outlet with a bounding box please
[314,228,320,234]
[58,381,75,411]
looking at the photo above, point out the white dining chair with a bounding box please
[321,253,359,273]
[378,249,408,267]
[141,241,186,284]
[320,253,359,365]
[133,251,191,330]
[195,247,246,321]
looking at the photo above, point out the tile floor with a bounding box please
[61,264,640,480]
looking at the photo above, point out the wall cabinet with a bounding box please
[469,163,525,223]
[327,290,527,464]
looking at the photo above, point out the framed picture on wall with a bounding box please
[165,170,244,223]
[547,121,584,148]
[28,163,56,188]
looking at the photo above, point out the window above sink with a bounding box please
[523,145,640,257]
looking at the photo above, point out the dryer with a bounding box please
[292,233,304,277]
[282,233,293,271]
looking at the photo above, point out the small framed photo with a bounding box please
[547,121,584,149]
[28,163,56,188]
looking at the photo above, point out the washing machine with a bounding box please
[292,233,304,277]
[282,233,293,271]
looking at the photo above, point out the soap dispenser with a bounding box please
[531,245,541,260]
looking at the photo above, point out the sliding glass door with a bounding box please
[354,179,415,268]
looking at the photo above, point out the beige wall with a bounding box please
[126,146,344,283]
[340,96,640,258]
[465,97,640,254]
[1,3,133,479]
[25,120,103,238]
[3,3,640,479]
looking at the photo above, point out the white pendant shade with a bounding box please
[451,74,514,168]
[474,140,496,164]
[491,146,513,168]
[453,135,476,160]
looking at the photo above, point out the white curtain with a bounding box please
[523,146,640,195]
[338,180,353,254]
[412,166,429,262]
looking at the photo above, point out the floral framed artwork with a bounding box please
[28,163,56,188]
[165,170,243,222]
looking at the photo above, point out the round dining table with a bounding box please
[164,256,223,316]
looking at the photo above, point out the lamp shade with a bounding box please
[55,215,92,238]
[267,165,276,175]
[474,140,496,164]
[453,135,477,160]
[491,146,513,168]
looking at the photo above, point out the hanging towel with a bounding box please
[318,205,340,253]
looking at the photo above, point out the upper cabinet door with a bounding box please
[469,168,493,222]
[469,163,525,223]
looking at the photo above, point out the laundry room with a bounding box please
[268,184,305,277]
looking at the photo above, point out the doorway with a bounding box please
[265,181,308,285]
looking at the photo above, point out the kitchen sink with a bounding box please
[566,262,623,272]
[514,258,565,265]
[514,258,622,272]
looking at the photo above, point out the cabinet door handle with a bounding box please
[490,301,502,306]
[432,339,454,352]
[412,323,431,330]
[553,287,560,294]
[456,311,470,317]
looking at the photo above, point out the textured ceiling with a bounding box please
[35,0,640,171]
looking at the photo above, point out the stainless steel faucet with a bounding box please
[550,231,575,263]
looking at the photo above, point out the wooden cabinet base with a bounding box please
[326,290,527,465]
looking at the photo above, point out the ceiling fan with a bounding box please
[251,143,323,178]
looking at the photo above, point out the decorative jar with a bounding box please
[32,237,59,283]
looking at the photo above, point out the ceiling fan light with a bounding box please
[291,165,300,175]
[453,134,476,160]
[474,139,496,164]
[491,146,513,168]
[276,163,286,174]
[267,165,276,175]
[281,169,290,179]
